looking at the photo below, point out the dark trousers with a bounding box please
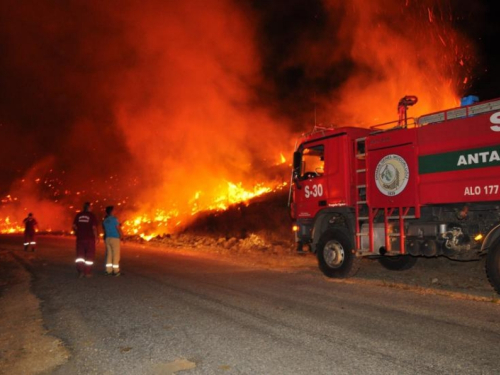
[75,239,96,275]
[24,232,36,250]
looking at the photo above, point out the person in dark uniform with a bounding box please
[23,212,38,252]
[72,202,98,278]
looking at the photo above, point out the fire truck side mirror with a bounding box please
[292,151,302,188]
[293,151,301,171]
[293,152,302,177]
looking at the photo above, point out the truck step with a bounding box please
[356,250,376,256]
[356,215,415,221]
[356,250,405,256]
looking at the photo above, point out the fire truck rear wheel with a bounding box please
[317,229,359,278]
[485,240,500,295]
[378,255,417,271]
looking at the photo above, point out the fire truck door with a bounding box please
[295,143,328,218]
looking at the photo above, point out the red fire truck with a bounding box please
[289,96,500,294]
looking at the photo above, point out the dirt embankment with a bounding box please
[0,250,69,375]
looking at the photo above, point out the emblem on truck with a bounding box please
[375,154,410,196]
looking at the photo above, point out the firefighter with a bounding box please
[23,212,38,252]
[73,202,98,278]
[102,205,123,276]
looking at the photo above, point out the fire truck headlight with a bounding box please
[292,224,299,232]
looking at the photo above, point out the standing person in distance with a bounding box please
[102,205,123,276]
[23,212,38,252]
[73,202,98,278]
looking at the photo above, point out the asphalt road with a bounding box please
[2,235,500,375]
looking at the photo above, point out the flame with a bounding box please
[0,216,24,234]
[140,234,155,241]
[122,180,287,241]
[0,166,287,238]
[279,153,287,164]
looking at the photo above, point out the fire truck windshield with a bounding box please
[300,145,324,179]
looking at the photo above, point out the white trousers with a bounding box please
[105,237,121,273]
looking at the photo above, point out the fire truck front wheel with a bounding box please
[485,240,500,295]
[317,229,359,278]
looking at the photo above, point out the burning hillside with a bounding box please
[134,188,295,255]
[0,161,290,239]
[0,0,484,238]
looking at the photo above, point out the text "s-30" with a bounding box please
[304,184,324,198]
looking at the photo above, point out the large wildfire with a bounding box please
[0,0,480,239]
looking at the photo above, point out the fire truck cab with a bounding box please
[290,96,500,294]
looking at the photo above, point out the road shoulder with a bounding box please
[0,250,69,374]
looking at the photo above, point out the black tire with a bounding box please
[486,240,500,295]
[378,255,418,271]
[316,229,359,278]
